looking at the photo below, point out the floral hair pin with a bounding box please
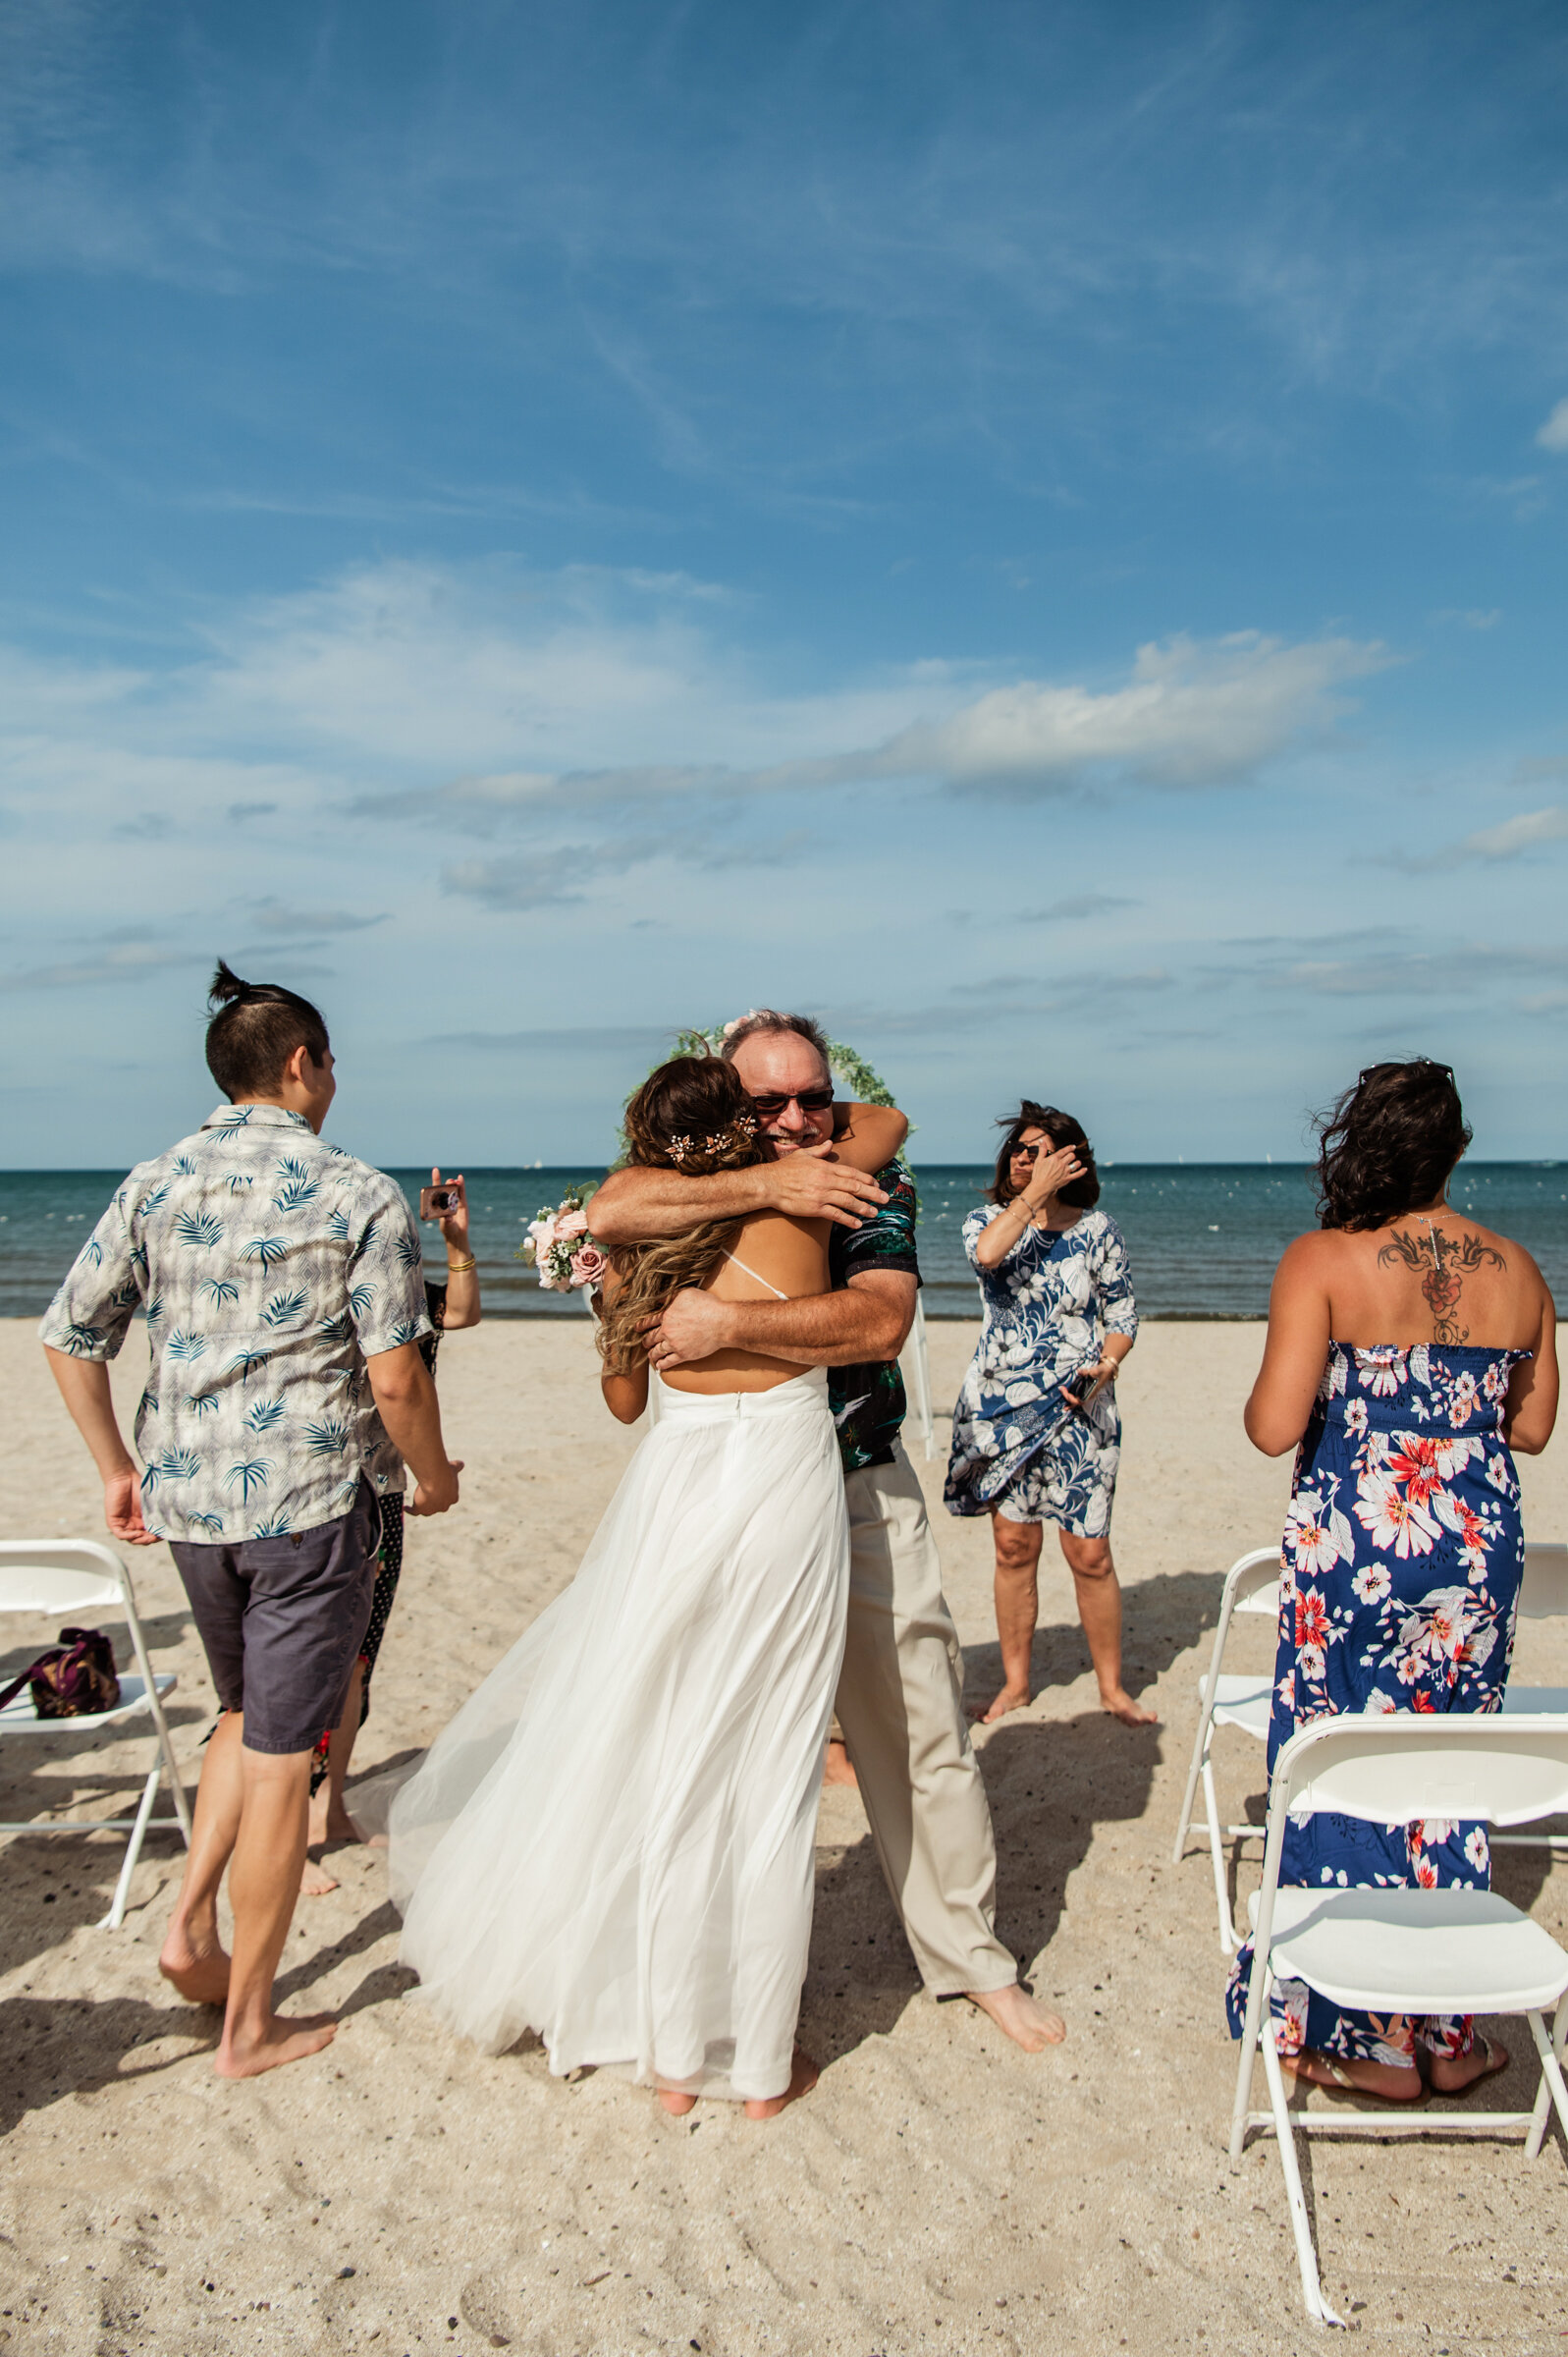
[669,1112,757,1167]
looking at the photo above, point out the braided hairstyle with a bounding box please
[599,1054,776,1375]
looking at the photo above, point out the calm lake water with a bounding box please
[6,1162,1567,1321]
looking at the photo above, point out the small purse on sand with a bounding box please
[0,1626,121,1719]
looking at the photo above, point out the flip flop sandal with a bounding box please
[1432,2033,1509,2099]
[1285,2050,1428,2106]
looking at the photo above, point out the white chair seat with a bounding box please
[1504,1685,1568,1716]
[0,1671,176,1735]
[1247,1882,1568,2016]
[1200,1670,1272,1737]
[0,1541,191,1930]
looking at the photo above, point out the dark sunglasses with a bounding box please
[748,1085,836,1119]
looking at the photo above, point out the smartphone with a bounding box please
[419,1185,460,1220]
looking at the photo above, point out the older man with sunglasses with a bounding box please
[589,1010,1064,2056]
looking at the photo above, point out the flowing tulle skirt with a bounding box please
[389,1369,849,2103]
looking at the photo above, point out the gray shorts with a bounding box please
[169,1480,382,1755]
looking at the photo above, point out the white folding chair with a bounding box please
[1496,1543,1568,1850]
[0,1541,191,1929]
[1171,1547,1280,1950]
[1228,1714,1568,2328]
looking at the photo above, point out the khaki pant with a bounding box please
[836,1445,1016,1996]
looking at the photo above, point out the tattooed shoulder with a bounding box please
[1377,1223,1507,1345]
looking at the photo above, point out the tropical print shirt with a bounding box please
[38,1105,431,1544]
[828,1161,920,1476]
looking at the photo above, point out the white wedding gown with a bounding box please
[389,1367,849,2103]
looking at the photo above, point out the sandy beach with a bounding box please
[2,1313,1565,2356]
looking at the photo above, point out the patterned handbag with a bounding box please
[0,1626,121,1719]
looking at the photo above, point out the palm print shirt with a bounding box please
[38,1105,431,1544]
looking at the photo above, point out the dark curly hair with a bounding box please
[599,1054,777,1375]
[989,1101,1101,1210]
[1315,1060,1472,1233]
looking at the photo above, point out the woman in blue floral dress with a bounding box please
[1228,1060,1558,2102]
[946,1102,1154,1727]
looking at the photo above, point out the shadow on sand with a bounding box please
[803,1656,1167,2069]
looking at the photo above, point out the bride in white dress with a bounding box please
[388,1052,906,2117]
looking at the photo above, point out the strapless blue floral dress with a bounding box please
[1225,1342,1527,2066]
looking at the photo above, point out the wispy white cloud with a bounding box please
[325,599,1388,812]
[243,900,387,937]
[854,633,1391,796]
[1537,399,1568,455]
[0,933,203,993]
[2,562,1389,850]
[1402,804,1568,872]
[422,1024,677,1056]
[1235,940,1568,999]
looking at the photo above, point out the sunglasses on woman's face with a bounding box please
[748,1085,836,1120]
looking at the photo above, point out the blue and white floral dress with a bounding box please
[1225,1342,1527,2067]
[944,1205,1138,1537]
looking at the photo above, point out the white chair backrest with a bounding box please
[1519,1541,1568,1620]
[1227,1547,1281,1617]
[0,1541,129,1618]
[1274,1713,1568,1833]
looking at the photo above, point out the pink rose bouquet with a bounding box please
[518,1187,608,1292]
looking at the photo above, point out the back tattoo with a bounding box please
[1378,1222,1506,1344]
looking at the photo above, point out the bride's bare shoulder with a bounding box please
[717,1210,830,1296]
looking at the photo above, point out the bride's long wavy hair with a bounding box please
[597,1053,776,1377]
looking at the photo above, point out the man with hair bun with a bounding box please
[590,1009,1064,2054]
[41,960,462,2079]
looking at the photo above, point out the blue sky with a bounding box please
[3,0,1567,1169]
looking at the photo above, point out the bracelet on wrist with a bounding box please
[446,1253,477,1274]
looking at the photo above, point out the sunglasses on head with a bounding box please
[747,1085,836,1119]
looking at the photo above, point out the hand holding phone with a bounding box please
[419,1170,468,1234]
[1066,1357,1112,1412]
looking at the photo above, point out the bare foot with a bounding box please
[744,2046,819,2121]
[306,1802,368,1848]
[657,2088,698,2116]
[966,1982,1065,2051]
[1100,1685,1158,1727]
[969,1684,1030,1725]
[822,1739,858,1789]
[159,1925,231,2006]
[298,1851,339,1898]
[1281,2049,1423,2103]
[1431,2035,1508,2096]
[214,2012,337,2079]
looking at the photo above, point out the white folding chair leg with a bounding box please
[1173,1697,1215,1864]
[1202,1750,1237,1951]
[1524,1994,1568,2164]
[125,1617,191,1843]
[97,1749,165,1931]
[1261,2022,1345,2330]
